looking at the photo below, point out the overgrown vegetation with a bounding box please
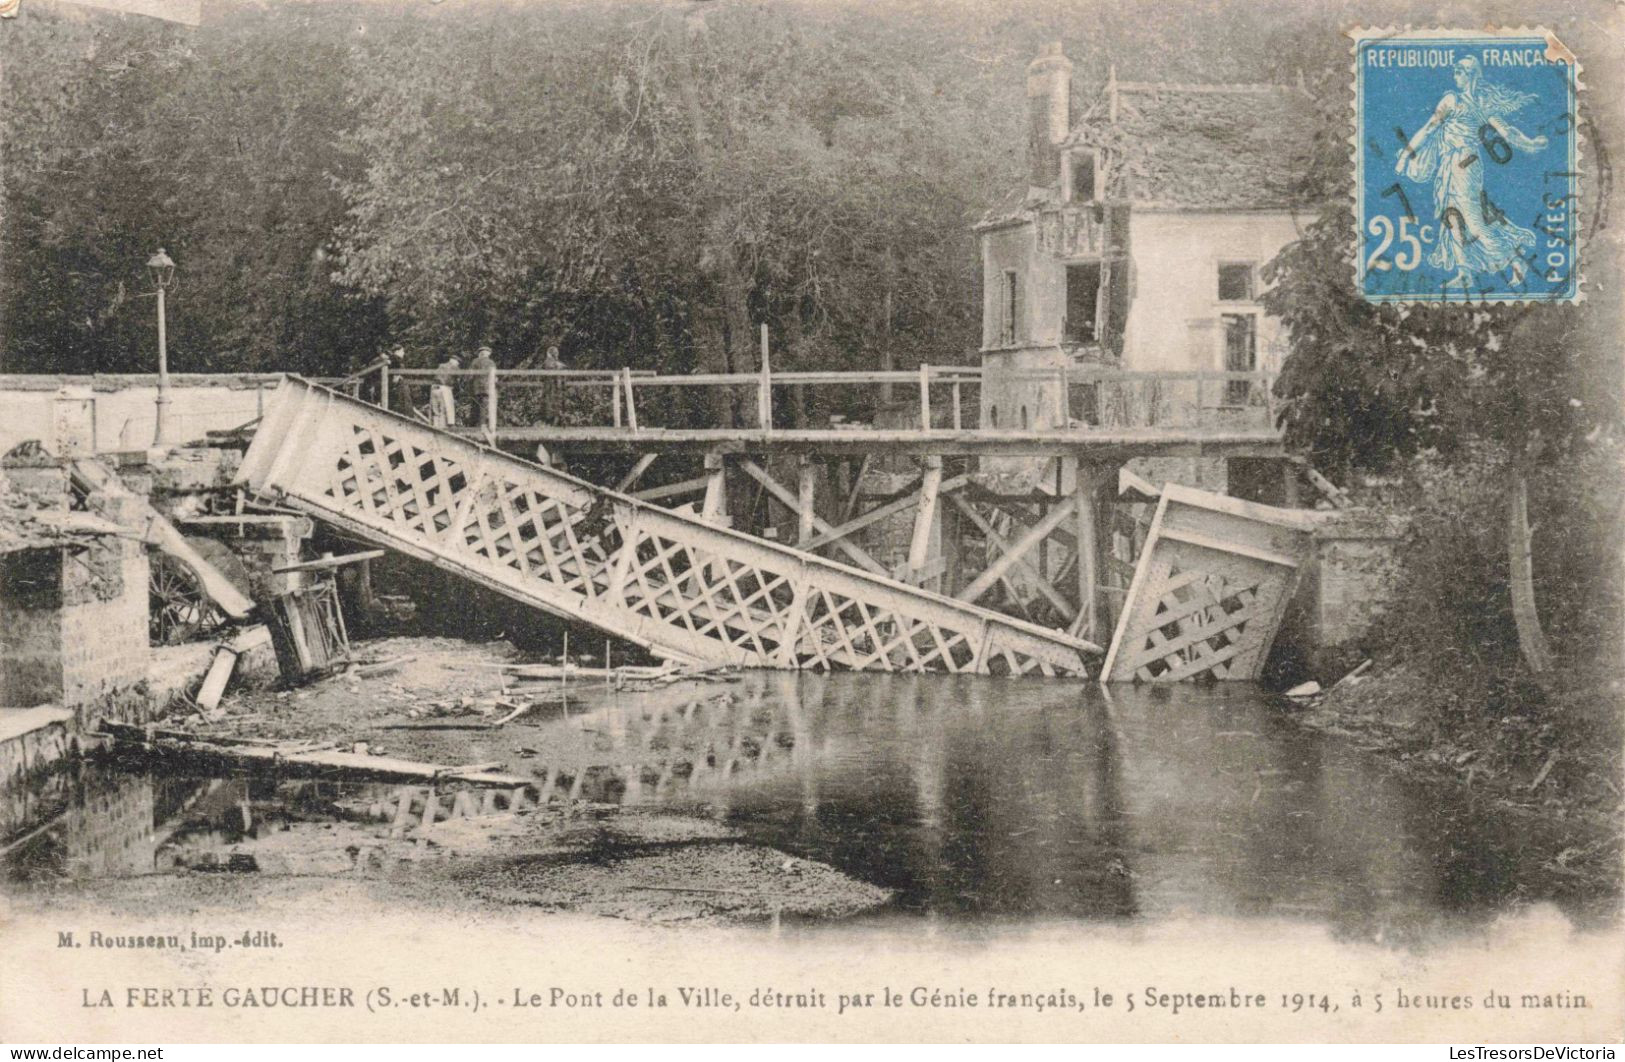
[4,0,1375,411]
[1259,16,1622,828]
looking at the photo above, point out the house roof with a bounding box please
[977,185,1034,230]
[977,78,1318,226]
[1069,81,1317,211]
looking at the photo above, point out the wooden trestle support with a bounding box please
[236,378,1098,676]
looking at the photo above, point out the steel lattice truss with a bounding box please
[238,378,1094,677]
[1101,484,1315,683]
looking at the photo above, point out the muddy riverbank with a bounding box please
[6,797,891,927]
[3,636,892,926]
[1293,658,1623,903]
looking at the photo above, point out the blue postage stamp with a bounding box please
[1353,28,1580,304]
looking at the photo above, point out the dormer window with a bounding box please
[1068,150,1100,203]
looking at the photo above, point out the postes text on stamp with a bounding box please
[1354,28,1580,304]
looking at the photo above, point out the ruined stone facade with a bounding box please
[976,47,1316,395]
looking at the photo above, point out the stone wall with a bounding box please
[60,495,151,712]
[1,454,150,716]
[0,708,74,797]
[0,373,281,454]
[0,551,66,708]
[180,514,313,600]
[1128,455,1229,495]
[1280,510,1408,661]
[61,771,157,878]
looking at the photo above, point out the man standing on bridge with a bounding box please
[470,345,497,429]
[540,344,564,423]
[431,356,460,428]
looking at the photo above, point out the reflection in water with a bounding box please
[2,673,1613,933]
[553,672,1611,930]
[4,769,160,881]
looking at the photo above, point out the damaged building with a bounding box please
[976,42,1318,479]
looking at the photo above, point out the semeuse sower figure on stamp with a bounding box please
[1395,55,1548,289]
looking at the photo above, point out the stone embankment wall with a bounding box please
[1274,509,1408,670]
[0,373,282,454]
[1302,510,1408,648]
[0,461,150,716]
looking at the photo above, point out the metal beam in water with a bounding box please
[1101,484,1316,682]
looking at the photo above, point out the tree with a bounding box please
[1263,107,1621,675]
[1,3,386,377]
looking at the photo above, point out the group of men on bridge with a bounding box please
[361,343,565,429]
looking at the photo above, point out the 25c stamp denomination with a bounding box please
[1354,27,1580,304]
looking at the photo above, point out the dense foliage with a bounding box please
[1259,13,1623,679]
[3,0,1370,409]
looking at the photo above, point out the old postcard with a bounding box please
[0,0,1620,1045]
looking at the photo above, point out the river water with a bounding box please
[3,672,1614,935]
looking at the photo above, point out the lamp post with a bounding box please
[147,248,176,446]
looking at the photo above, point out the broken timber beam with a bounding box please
[805,473,969,552]
[1074,467,1104,643]
[701,451,728,525]
[98,721,533,788]
[907,456,944,574]
[738,458,886,575]
[945,493,1074,619]
[616,453,659,493]
[633,476,709,503]
[797,455,816,546]
[70,458,254,619]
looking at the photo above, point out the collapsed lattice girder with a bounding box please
[237,377,1098,677]
[1101,483,1316,683]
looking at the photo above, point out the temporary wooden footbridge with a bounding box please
[236,376,1314,682]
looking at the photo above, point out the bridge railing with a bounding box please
[333,361,1278,435]
[999,368,1281,432]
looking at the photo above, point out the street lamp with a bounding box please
[147,248,176,446]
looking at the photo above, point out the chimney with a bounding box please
[1026,41,1072,192]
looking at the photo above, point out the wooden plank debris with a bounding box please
[97,721,532,787]
[194,625,272,712]
[70,458,255,618]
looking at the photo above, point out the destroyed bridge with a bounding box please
[7,361,1319,682]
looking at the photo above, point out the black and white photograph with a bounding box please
[0,0,1619,1045]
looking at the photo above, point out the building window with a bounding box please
[1222,312,1258,405]
[1069,150,1099,202]
[1217,262,1260,403]
[1217,261,1257,302]
[1000,269,1019,346]
[1064,262,1102,344]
